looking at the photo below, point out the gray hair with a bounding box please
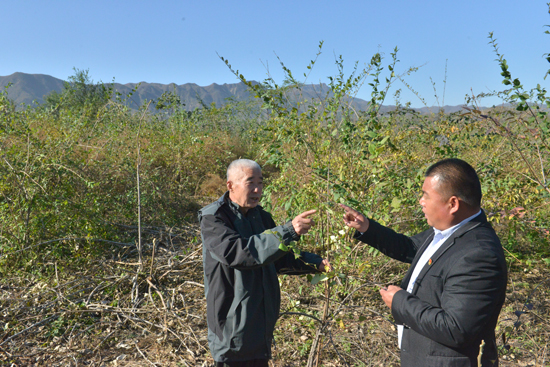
[227,159,261,181]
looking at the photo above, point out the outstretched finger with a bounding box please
[339,204,361,218]
[339,203,356,214]
[298,209,317,218]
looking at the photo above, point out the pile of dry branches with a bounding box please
[1,224,210,366]
[1,223,549,366]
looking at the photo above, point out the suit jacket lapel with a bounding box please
[407,212,487,293]
[401,231,434,288]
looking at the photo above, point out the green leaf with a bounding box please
[368,143,376,155]
[310,274,329,285]
[391,197,402,209]
[279,243,288,252]
[284,199,292,211]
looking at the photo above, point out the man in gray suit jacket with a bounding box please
[341,158,507,366]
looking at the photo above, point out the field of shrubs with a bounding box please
[0,27,549,366]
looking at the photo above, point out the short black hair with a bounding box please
[425,158,482,208]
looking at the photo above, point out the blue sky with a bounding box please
[2,1,549,107]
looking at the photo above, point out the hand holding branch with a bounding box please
[318,258,331,272]
[380,285,402,309]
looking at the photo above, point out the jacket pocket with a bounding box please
[425,354,472,367]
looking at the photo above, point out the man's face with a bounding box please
[228,167,263,213]
[419,175,452,230]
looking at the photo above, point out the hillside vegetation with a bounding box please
[0,30,549,366]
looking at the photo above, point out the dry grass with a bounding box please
[0,224,210,366]
[199,174,226,198]
[1,223,549,366]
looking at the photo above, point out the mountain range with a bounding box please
[0,72,468,114]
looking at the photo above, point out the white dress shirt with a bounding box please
[397,210,481,348]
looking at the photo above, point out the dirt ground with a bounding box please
[1,223,548,366]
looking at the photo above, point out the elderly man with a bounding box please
[341,158,507,366]
[199,159,329,367]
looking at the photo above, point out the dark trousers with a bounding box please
[216,359,269,367]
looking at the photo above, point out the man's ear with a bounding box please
[227,180,232,192]
[449,196,460,214]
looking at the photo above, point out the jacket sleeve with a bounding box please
[354,219,421,264]
[274,250,323,275]
[391,244,507,348]
[200,212,300,269]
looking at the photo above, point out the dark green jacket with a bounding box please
[199,192,322,363]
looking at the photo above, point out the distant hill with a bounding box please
[0,72,65,106]
[0,72,470,113]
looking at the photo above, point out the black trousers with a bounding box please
[216,359,269,367]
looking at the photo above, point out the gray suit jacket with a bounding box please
[356,212,507,367]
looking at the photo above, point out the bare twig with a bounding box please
[0,314,59,346]
[135,342,157,366]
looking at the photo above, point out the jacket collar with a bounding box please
[442,209,487,240]
[219,191,261,217]
[418,210,488,256]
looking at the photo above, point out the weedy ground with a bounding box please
[1,211,548,366]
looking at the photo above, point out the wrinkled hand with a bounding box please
[380,285,402,309]
[292,209,316,235]
[339,204,370,233]
[318,259,331,272]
